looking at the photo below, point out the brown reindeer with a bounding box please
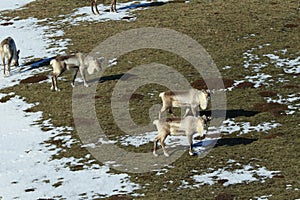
[91,0,117,15]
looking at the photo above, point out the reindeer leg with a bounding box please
[159,104,167,119]
[51,76,55,91]
[160,135,169,157]
[6,57,12,76]
[187,134,194,156]
[183,107,190,118]
[95,4,100,15]
[2,57,5,76]
[54,75,61,91]
[191,106,198,117]
[153,136,159,156]
[79,66,89,87]
[95,0,101,15]
[91,1,96,14]
[111,0,117,12]
[71,67,79,87]
[51,75,60,91]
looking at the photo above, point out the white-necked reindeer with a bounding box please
[153,115,209,157]
[0,37,20,76]
[50,53,103,91]
[91,0,117,15]
[158,89,210,119]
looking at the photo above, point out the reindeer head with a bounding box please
[12,50,20,66]
[86,56,103,75]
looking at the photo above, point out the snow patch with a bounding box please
[179,161,280,188]
[220,119,281,135]
[0,0,34,11]
[0,96,140,199]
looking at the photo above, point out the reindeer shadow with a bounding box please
[192,137,258,153]
[98,73,136,83]
[214,137,258,147]
[86,73,136,85]
[117,1,167,11]
[162,137,258,157]
[200,109,260,119]
[20,57,55,72]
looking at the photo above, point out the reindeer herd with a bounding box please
[0,0,212,157]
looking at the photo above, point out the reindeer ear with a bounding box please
[17,50,20,55]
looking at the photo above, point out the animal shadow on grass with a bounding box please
[200,109,260,119]
[21,57,55,71]
[193,137,258,149]
[86,73,136,84]
[99,73,135,83]
[214,137,258,147]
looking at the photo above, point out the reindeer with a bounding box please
[50,53,103,91]
[158,89,210,119]
[0,37,20,76]
[91,0,117,15]
[153,115,209,157]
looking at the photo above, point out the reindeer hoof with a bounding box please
[189,151,194,156]
[153,151,158,157]
[4,71,10,77]
[164,152,170,157]
[71,83,75,88]
[84,84,89,87]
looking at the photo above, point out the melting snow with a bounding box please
[179,160,280,188]
[58,1,169,25]
[0,0,34,11]
[264,93,300,115]
[227,44,299,89]
[0,96,140,199]
[264,53,300,74]
[220,119,281,135]
[0,17,68,63]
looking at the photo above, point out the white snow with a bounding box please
[264,53,300,74]
[254,195,273,200]
[264,93,300,115]
[58,0,169,25]
[220,119,281,135]
[0,96,140,199]
[62,5,135,25]
[0,0,34,11]
[179,161,280,188]
[229,44,299,90]
[0,17,68,63]
[0,1,145,198]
